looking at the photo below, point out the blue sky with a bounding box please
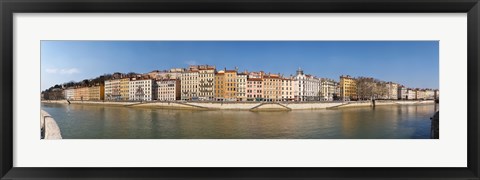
[41,41,439,91]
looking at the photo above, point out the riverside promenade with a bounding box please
[40,110,62,139]
[42,100,435,111]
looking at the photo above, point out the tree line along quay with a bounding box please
[42,65,439,103]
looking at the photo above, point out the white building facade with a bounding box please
[181,70,199,100]
[63,88,75,100]
[129,78,154,101]
[198,66,215,101]
[281,77,294,101]
[386,82,399,100]
[293,68,321,101]
[425,89,435,100]
[236,73,247,101]
[105,79,122,101]
[407,89,416,100]
[320,78,337,101]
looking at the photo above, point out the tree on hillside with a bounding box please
[127,72,137,77]
[81,79,90,87]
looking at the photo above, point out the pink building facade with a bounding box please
[246,78,263,101]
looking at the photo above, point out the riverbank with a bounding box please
[41,100,435,111]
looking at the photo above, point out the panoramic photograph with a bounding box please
[40,41,439,139]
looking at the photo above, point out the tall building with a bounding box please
[415,89,426,100]
[320,78,337,101]
[407,88,416,100]
[334,83,341,100]
[386,82,399,100]
[398,86,408,100]
[181,68,199,100]
[120,78,130,100]
[236,72,247,101]
[246,78,263,101]
[339,75,357,101]
[156,79,180,101]
[281,77,294,101]
[74,87,89,101]
[425,89,435,100]
[294,68,321,101]
[129,78,154,101]
[88,84,105,101]
[105,79,121,101]
[214,70,225,101]
[63,88,75,100]
[224,69,238,101]
[263,73,282,101]
[197,65,216,100]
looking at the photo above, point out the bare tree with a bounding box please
[356,77,390,100]
[374,81,389,99]
[356,77,376,100]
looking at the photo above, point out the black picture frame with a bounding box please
[1,0,479,179]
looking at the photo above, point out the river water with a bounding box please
[41,103,437,139]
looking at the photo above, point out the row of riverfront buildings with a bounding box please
[43,65,439,102]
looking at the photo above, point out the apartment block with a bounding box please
[197,65,216,101]
[236,72,247,101]
[129,78,154,101]
[63,88,75,100]
[339,75,357,101]
[224,70,237,101]
[88,84,105,101]
[263,73,282,101]
[294,68,321,101]
[281,77,294,101]
[157,79,180,101]
[181,69,199,100]
[246,78,263,101]
[105,79,121,100]
[320,78,337,101]
[214,70,225,101]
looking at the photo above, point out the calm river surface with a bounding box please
[41,103,437,139]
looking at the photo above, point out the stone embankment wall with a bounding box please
[40,110,62,139]
[42,100,435,111]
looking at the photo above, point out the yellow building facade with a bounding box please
[340,75,357,101]
[262,74,282,101]
[214,71,225,100]
[120,78,130,100]
[88,84,105,101]
[73,87,89,101]
[224,70,237,100]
